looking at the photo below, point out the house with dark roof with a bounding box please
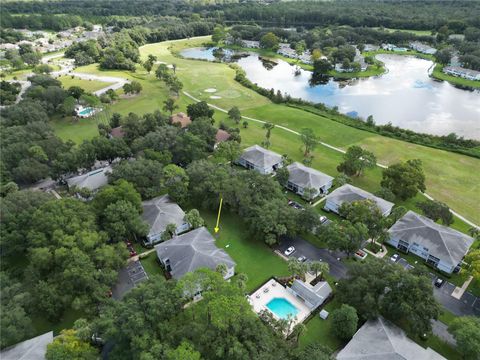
[287,279,332,310]
[155,226,236,280]
[336,317,446,360]
[141,195,190,246]
[0,331,54,360]
[237,145,283,174]
[66,165,111,193]
[286,162,334,199]
[324,184,394,216]
[170,112,192,128]
[387,211,474,274]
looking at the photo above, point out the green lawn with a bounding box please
[50,114,106,144]
[431,64,480,89]
[57,75,113,93]
[374,27,435,36]
[31,308,86,337]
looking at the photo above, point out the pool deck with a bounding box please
[247,279,311,333]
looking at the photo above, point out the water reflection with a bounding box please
[180,47,480,139]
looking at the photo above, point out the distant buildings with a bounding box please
[409,41,437,55]
[382,43,408,52]
[443,66,480,81]
[241,40,260,49]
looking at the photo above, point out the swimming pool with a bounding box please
[78,107,95,116]
[266,297,299,320]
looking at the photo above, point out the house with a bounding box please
[66,166,111,192]
[110,126,125,138]
[155,226,236,280]
[170,112,192,128]
[287,279,332,310]
[382,43,408,52]
[409,41,437,55]
[336,317,446,360]
[241,40,260,49]
[286,162,333,199]
[214,129,231,149]
[141,195,190,246]
[0,331,54,360]
[324,184,394,216]
[443,66,480,81]
[387,211,474,274]
[237,145,283,174]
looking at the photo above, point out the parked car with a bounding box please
[288,200,304,210]
[298,255,307,262]
[319,216,328,224]
[284,246,295,256]
[434,278,445,288]
[390,253,399,262]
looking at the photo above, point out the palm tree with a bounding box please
[309,261,329,281]
[288,258,301,277]
[291,323,307,344]
[163,97,178,115]
[262,122,275,148]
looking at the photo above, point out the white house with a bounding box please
[241,40,260,49]
[286,162,334,199]
[237,145,283,174]
[66,165,112,193]
[142,195,191,246]
[387,211,474,274]
[443,66,480,81]
[324,184,394,216]
[409,41,437,55]
[155,226,236,280]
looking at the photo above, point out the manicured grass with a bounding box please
[57,75,113,93]
[139,252,166,282]
[298,298,344,351]
[374,27,434,36]
[327,64,385,79]
[431,64,480,89]
[50,114,106,144]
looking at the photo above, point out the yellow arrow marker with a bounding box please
[214,197,223,233]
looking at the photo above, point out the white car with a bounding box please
[319,216,328,224]
[390,253,399,262]
[284,246,295,256]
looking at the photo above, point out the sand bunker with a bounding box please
[204,88,217,93]
[210,95,222,99]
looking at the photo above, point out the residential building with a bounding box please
[110,126,125,138]
[214,129,231,149]
[286,162,333,199]
[336,317,446,360]
[237,145,283,174]
[142,195,190,246]
[287,279,332,310]
[443,66,480,81]
[409,41,437,55]
[0,331,54,360]
[387,211,474,274]
[155,226,236,280]
[66,165,111,192]
[382,43,408,52]
[170,112,192,128]
[241,40,260,48]
[364,44,379,51]
[324,184,394,216]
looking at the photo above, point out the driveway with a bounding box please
[276,236,349,280]
[111,260,148,300]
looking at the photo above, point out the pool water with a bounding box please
[78,107,95,116]
[266,297,299,319]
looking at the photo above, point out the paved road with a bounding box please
[431,320,456,346]
[275,235,349,280]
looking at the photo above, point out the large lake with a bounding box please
[180,47,480,139]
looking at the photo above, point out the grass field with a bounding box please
[50,36,480,225]
[57,75,113,93]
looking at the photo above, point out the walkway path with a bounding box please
[182,91,478,229]
[128,248,155,263]
[431,320,456,346]
[451,275,474,300]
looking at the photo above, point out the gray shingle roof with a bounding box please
[388,211,474,266]
[326,184,394,215]
[142,195,186,239]
[240,145,282,169]
[66,166,111,191]
[155,227,235,279]
[287,162,333,189]
[291,279,332,309]
[336,317,446,360]
[0,331,53,360]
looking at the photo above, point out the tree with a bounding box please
[242,120,248,129]
[162,164,190,204]
[216,263,228,277]
[374,187,395,202]
[214,140,241,165]
[168,76,183,95]
[184,209,204,229]
[321,221,368,257]
[448,317,480,360]
[260,32,280,50]
[187,101,214,120]
[155,63,169,80]
[416,199,453,225]
[262,122,275,148]
[331,304,358,340]
[295,343,334,360]
[381,159,426,200]
[46,329,98,360]
[309,261,329,281]
[212,26,226,44]
[162,223,178,241]
[228,106,242,124]
[300,128,319,158]
[166,342,201,360]
[435,48,452,65]
[102,200,149,242]
[337,146,376,177]
[163,97,178,115]
[33,64,53,74]
[465,249,480,282]
[275,167,290,187]
[288,258,308,279]
[93,179,142,215]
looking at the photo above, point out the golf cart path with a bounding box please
[182,90,479,230]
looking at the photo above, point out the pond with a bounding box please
[180,47,480,139]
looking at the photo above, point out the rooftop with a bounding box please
[287,162,333,189]
[142,195,187,239]
[336,317,446,360]
[326,184,394,215]
[66,165,111,191]
[215,129,231,143]
[0,331,54,360]
[388,210,474,266]
[110,126,125,138]
[170,112,192,128]
[155,226,235,279]
[290,279,332,309]
[240,145,282,169]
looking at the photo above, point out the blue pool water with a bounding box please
[78,107,95,116]
[266,297,299,319]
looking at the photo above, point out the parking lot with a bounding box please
[112,260,149,300]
